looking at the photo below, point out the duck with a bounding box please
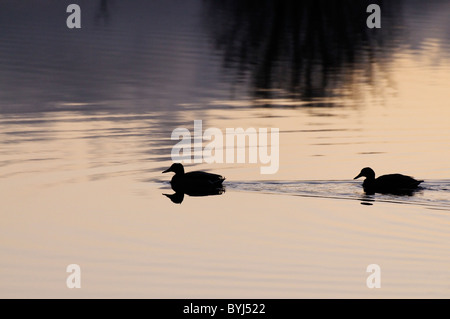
[162,163,225,193]
[354,167,423,195]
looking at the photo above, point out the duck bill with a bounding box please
[354,173,362,180]
[162,168,171,173]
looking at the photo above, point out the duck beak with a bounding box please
[354,173,362,180]
[162,168,171,173]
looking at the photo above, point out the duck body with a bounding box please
[170,171,225,193]
[355,167,423,195]
[163,163,225,194]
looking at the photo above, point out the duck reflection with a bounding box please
[162,163,226,204]
[95,0,110,25]
[359,193,375,206]
[164,187,225,204]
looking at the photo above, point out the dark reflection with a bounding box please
[358,184,425,206]
[360,194,375,206]
[203,0,402,104]
[164,187,225,204]
[95,0,111,25]
[1,0,447,115]
[164,192,185,204]
[359,187,425,206]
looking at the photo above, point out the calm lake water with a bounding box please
[1,0,449,298]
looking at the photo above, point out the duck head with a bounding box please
[354,167,375,180]
[162,163,185,175]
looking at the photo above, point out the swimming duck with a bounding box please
[162,163,225,193]
[354,167,423,195]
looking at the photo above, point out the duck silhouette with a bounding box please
[354,167,423,195]
[162,163,225,203]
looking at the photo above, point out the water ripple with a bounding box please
[227,180,450,211]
